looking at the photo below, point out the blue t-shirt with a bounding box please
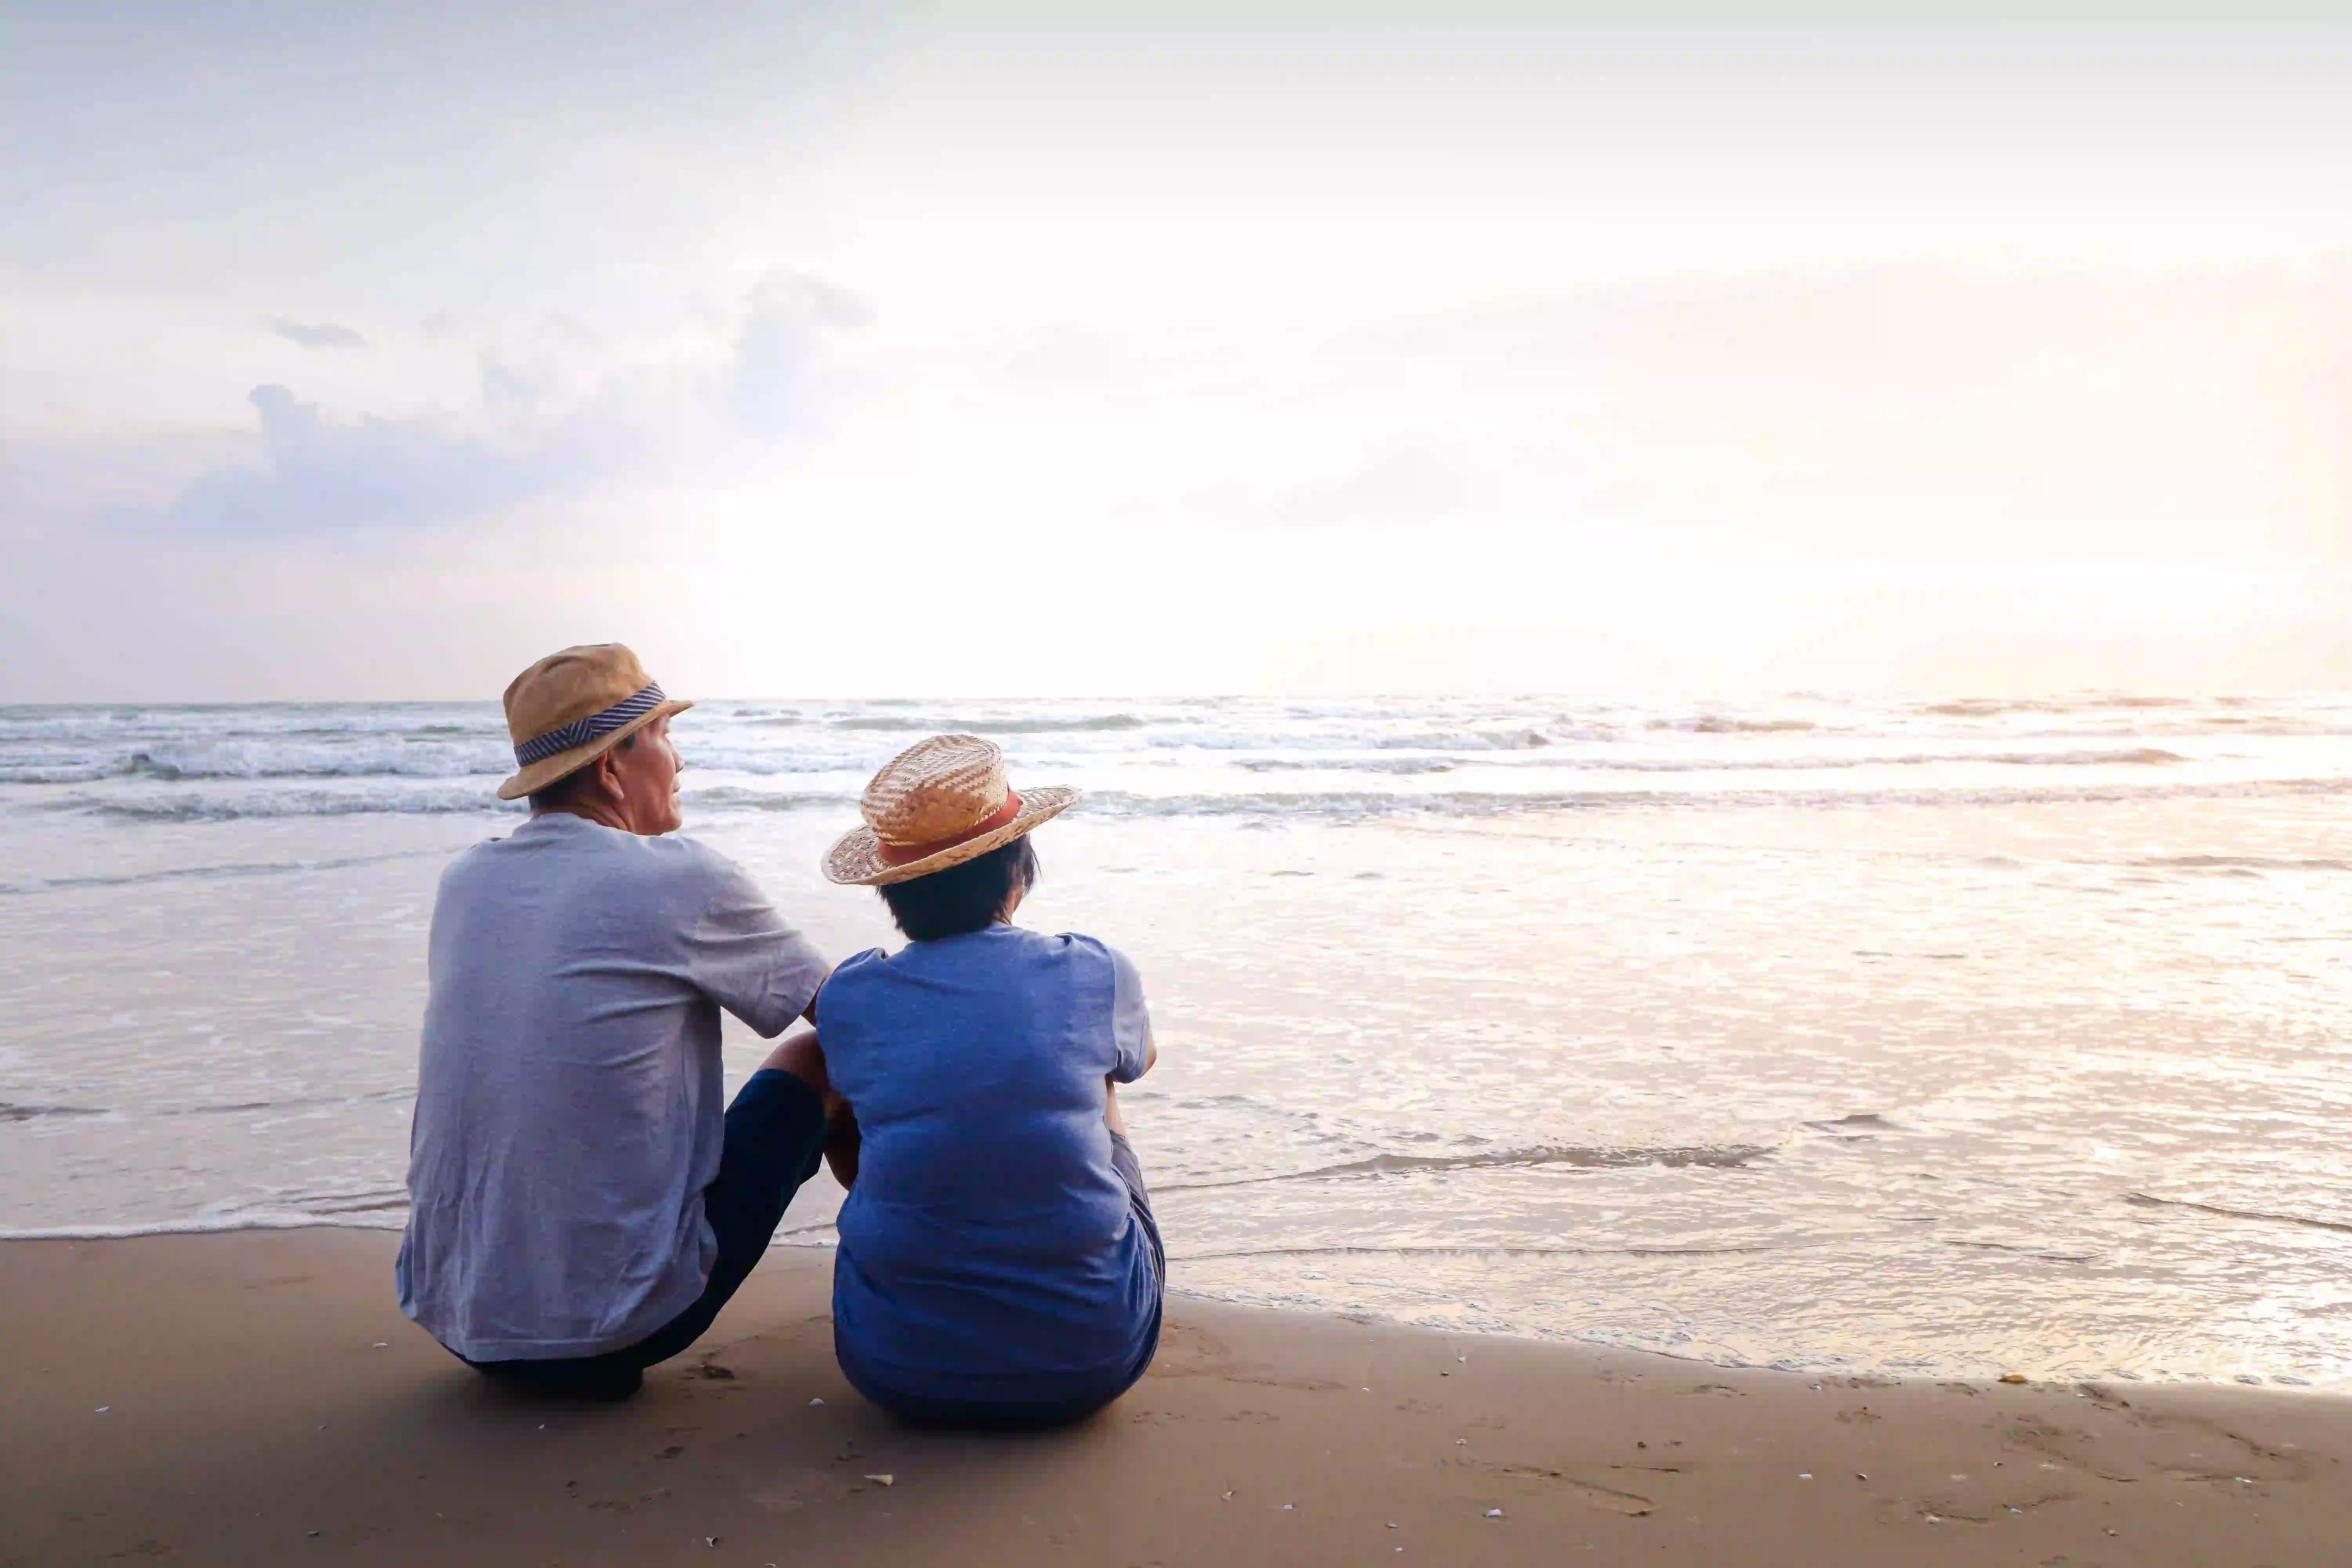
[816,925,1156,1405]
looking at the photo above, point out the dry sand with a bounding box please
[4,1230,2345,1566]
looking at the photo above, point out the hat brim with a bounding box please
[824,785,1082,886]
[496,699,695,801]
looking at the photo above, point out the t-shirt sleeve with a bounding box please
[1104,943,1153,1083]
[679,846,829,1038]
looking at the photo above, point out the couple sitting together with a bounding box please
[395,644,1163,1425]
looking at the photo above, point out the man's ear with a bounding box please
[588,750,625,803]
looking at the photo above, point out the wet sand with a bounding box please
[5,1230,2345,1566]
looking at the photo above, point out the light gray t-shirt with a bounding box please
[396,813,828,1361]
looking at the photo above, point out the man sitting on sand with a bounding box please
[396,644,835,1399]
[813,735,1164,1426]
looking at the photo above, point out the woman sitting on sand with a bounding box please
[814,735,1163,1427]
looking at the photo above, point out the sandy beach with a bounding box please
[7,1230,2345,1566]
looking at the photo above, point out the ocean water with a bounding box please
[4,693,2350,1385]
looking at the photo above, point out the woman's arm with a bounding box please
[1103,1028,1157,1137]
[823,1096,861,1190]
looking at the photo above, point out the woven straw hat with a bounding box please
[496,644,693,801]
[824,734,1080,886]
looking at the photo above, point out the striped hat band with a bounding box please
[513,683,667,768]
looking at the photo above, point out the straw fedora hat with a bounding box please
[496,643,693,801]
[825,734,1080,886]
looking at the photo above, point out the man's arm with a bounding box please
[683,848,832,1038]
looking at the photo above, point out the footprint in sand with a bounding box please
[1225,1372,1350,1393]
[1145,1326,1250,1380]
[1490,1464,1654,1516]
[751,1469,857,1513]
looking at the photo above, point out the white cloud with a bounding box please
[158,383,609,535]
[728,270,878,438]
[11,272,880,540]
[269,319,369,351]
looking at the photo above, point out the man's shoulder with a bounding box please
[434,831,514,895]
[434,825,760,944]
[452,818,743,880]
[635,828,751,882]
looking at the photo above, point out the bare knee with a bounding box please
[761,1030,829,1098]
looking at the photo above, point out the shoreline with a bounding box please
[7,1230,2347,1566]
[5,1212,2337,1394]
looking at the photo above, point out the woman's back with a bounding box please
[817,924,1157,1405]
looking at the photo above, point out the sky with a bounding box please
[3,2,2349,701]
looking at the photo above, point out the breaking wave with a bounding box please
[62,788,519,822]
[22,772,2352,824]
[1228,747,2186,776]
[2127,1193,2352,1236]
[0,1102,111,1123]
[828,713,1155,733]
[0,848,450,896]
[1154,1140,1776,1193]
[0,745,507,784]
[1652,716,1820,734]
[6,694,2347,823]
[1922,695,2196,717]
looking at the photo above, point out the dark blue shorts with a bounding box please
[838,1131,1166,1429]
[465,1067,829,1398]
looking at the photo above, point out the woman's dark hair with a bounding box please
[877,834,1039,942]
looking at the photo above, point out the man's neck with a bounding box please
[534,802,639,835]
